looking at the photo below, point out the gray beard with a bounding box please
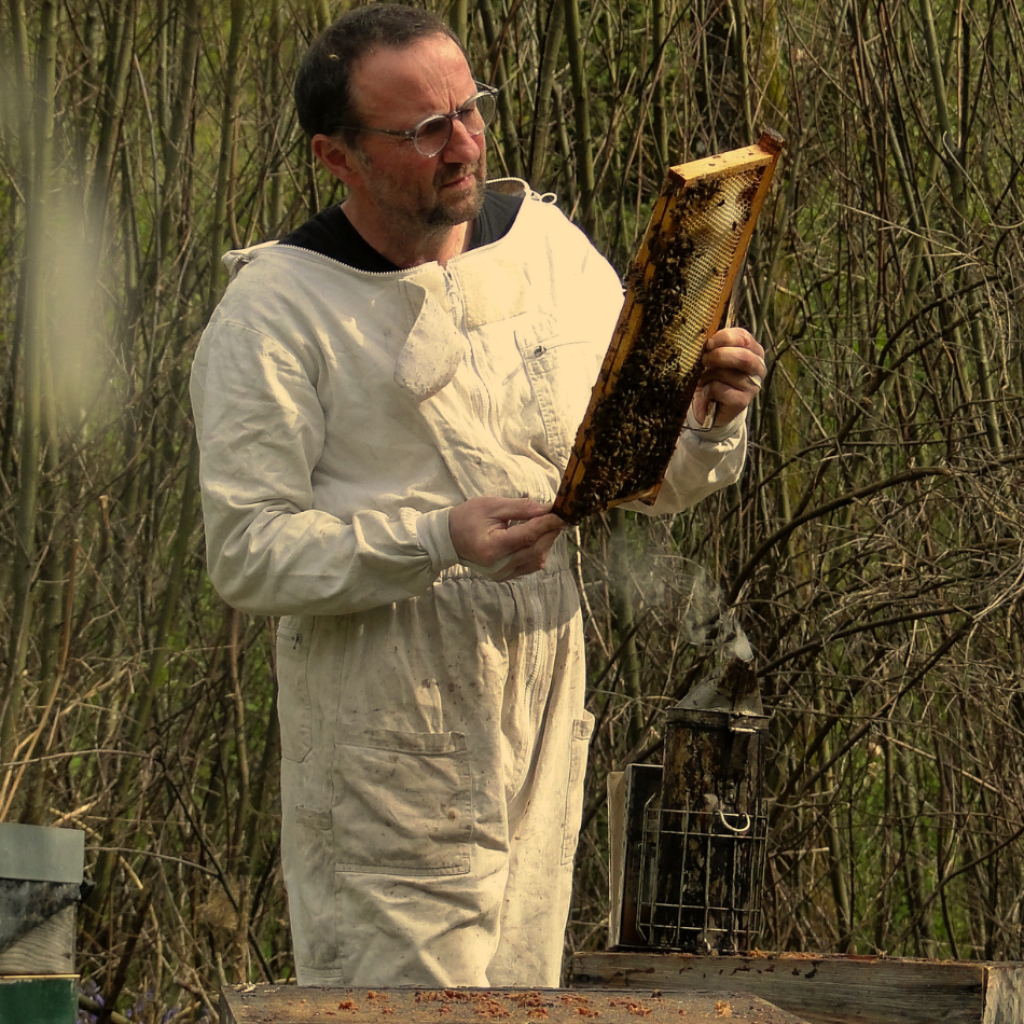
[424,177,486,227]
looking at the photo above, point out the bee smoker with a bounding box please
[608,659,769,953]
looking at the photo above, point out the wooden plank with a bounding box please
[0,824,84,883]
[984,967,1024,1024]
[0,905,76,976]
[220,986,810,1024]
[572,951,1024,1024]
[607,772,626,947]
[607,764,663,949]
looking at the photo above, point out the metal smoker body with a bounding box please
[608,662,769,953]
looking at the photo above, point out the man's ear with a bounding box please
[312,134,363,185]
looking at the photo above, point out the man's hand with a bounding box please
[691,327,766,427]
[449,497,566,581]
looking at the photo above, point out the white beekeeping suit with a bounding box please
[190,184,746,987]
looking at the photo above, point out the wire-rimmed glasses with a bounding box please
[336,84,498,158]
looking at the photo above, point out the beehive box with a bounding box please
[573,951,1024,1024]
[0,975,79,1024]
[220,985,810,1024]
[0,823,85,1024]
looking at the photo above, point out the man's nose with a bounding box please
[442,119,483,162]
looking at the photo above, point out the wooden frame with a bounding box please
[553,129,784,524]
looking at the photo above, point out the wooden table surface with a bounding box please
[572,951,1024,1024]
[220,986,810,1024]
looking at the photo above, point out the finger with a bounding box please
[703,382,753,405]
[694,372,762,427]
[473,515,562,570]
[502,512,565,552]
[705,326,763,356]
[486,496,553,524]
[700,379,758,415]
[498,526,562,580]
[699,365,766,392]
[702,345,766,379]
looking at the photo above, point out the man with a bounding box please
[190,3,765,990]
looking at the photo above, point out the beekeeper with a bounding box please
[190,2,766,991]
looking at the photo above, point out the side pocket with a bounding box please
[284,804,338,970]
[561,711,596,864]
[333,728,472,876]
[276,616,312,763]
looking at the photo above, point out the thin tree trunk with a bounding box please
[608,510,644,746]
[87,0,136,226]
[451,0,468,45]
[527,0,566,185]
[477,0,523,180]
[563,0,595,233]
[652,0,669,167]
[1,0,56,784]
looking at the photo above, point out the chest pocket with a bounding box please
[513,323,597,468]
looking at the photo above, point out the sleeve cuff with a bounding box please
[684,405,747,444]
[415,507,460,573]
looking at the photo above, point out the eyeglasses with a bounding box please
[338,84,498,158]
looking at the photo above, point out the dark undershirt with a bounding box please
[279,190,523,272]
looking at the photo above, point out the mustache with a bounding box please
[436,165,480,186]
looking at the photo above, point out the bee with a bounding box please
[630,281,649,305]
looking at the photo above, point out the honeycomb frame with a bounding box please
[553,129,785,524]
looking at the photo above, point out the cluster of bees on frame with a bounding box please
[562,171,760,522]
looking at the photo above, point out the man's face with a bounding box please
[344,35,487,234]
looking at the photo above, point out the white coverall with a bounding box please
[190,182,747,988]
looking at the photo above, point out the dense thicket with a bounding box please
[2,0,1023,1019]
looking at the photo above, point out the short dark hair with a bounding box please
[294,4,466,140]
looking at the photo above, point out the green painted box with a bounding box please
[0,975,77,1024]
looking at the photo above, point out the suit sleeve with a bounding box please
[190,314,459,617]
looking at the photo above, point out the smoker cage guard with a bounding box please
[636,795,768,952]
